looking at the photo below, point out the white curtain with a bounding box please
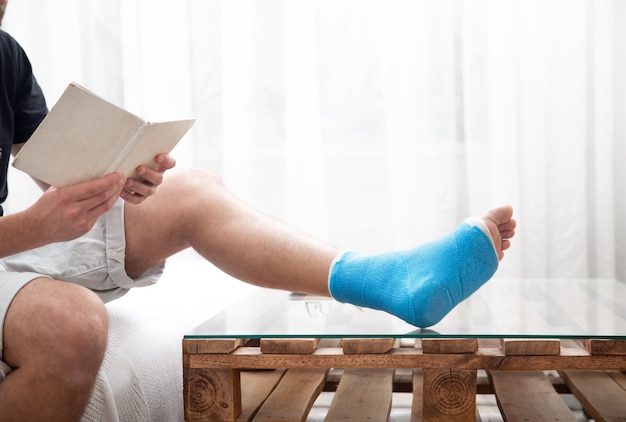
[3,0,625,280]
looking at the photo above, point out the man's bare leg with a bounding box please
[124,169,339,296]
[0,279,108,422]
[123,169,515,302]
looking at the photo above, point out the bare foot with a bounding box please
[481,205,516,261]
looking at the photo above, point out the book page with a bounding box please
[113,119,195,181]
[13,83,144,187]
[13,82,195,187]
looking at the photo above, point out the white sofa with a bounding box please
[81,257,258,422]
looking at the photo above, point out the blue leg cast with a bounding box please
[328,222,498,328]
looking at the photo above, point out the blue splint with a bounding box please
[328,222,498,328]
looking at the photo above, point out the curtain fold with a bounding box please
[3,0,624,280]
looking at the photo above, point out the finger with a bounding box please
[62,173,125,202]
[499,219,517,231]
[500,229,515,240]
[84,189,122,218]
[119,189,145,205]
[155,153,176,171]
[124,177,157,198]
[135,166,163,187]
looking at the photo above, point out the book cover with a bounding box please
[13,82,195,187]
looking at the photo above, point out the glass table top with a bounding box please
[185,278,626,340]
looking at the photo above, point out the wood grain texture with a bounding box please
[236,369,286,422]
[560,370,626,422]
[583,339,626,356]
[489,371,576,421]
[194,338,246,354]
[188,346,626,371]
[500,338,561,356]
[253,368,327,421]
[341,338,396,354]
[260,338,319,354]
[423,368,477,422]
[411,369,424,421]
[422,338,478,354]
[183,367,241,422]
[324,369,394,421]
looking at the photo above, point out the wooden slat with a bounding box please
[422,338,478,354]
[236,369,286,422]
[199,338,246,353]
[584,339,626,355]
[260,338,319,354]
[500,338,560,355]
[324,368,394,421]
[489,371,576,421]
[422,368,477,422]
[184,338,248,354]
[253,368,327,421]
[560,370,626,422]
[411,369,424,421]
[341,338,396,354]
[189,347,626,371]
[608,370,626,390]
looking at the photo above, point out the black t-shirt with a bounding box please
[0,29,48,215]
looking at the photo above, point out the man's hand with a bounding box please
[27,173,125,244]
[120,153,176,205]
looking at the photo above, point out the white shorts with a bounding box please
[0,199,165,378]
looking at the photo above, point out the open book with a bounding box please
[13,82,195,187]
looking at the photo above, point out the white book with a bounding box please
[13,82,195,187]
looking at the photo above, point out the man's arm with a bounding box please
[0,170,124,258]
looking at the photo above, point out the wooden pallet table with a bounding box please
[183,279,626,421]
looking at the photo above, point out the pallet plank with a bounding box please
[489,371,576,421]
[236,370,286,422]
[422,338,478,354]
[584,340,626,356]
[608,370,626,391]
[253,368,327,421]
[411,369,424,421]
[199,338,246,354]
[560,370,626,422]
[341,338,396,354]
[324,368,394,421]
[189,347,626,371]
[260,338,320,354]
[500,338,560,355]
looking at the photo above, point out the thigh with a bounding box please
[123,168,261,277]
[123,170,204,277]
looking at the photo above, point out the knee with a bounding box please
[168,168,225,191]
[52,285,109,370]
[37,282,108,390]
[4,279,108,385]
[163,168,229,207]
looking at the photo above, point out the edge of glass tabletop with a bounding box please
[184,278,626,340]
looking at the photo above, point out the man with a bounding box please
[0,2,516,420]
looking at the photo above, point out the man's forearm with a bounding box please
[0,211,48,258]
